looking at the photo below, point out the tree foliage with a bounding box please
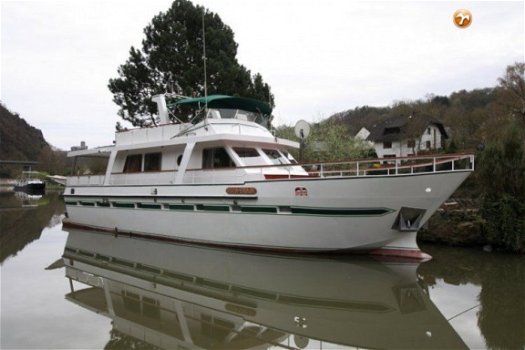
[108,0,274,127]
[275,120,374,163]
[478,125,525,252]
[497,62,525,123]
[36,146,67,176]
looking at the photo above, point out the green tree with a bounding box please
[108,0,274,127]
[478,125,525,252]
[37,146,67,175]
[275,120,374,163]
[497,62,525,123]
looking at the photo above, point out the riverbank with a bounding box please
[418,204,486,247]
[419,186,524,254]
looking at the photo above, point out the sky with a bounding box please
[1,0,524,150]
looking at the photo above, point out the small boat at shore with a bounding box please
[14,171,45,194]
[47,175,67,186]
[63,94,474,259]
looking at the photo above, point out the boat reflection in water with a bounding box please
[14,191,43,208]
[62,228,467,349]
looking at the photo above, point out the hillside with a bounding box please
[0,103,49,161]
[329,87,502,150]
[0,103,51,177]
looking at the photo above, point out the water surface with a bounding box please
[1,192,523,349]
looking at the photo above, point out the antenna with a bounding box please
[202,11,208,117]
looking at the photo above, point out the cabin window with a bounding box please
[144,152,162,172]
[263,149,285,165]
[263,149,280,159]
[123,154,142,173]
[407,139,416,148]
[427,127,431,135]
[383,141,392,149]
[281,150,297,164]
[233,147,259,158]
[202,148,235,169]
[426,140,432,149]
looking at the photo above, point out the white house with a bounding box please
[356,115,448,158]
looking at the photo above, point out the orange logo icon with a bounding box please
[453,9,472,28]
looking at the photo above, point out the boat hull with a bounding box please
[63,171,470,258]
[14,182,46,194]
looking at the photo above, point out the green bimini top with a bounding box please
[169,95,272,115]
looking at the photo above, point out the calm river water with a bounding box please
[1,191,523,349]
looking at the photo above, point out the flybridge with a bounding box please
[169,94,273,115]
[153,93,273,127]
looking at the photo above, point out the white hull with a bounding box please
[63,171,470,256]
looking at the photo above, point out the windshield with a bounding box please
[208,108,271,127]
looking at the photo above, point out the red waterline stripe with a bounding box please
[369,247,432,262]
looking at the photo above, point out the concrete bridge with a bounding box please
[0,160,38,166]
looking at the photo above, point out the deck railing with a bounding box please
[66,154,475,186]
[184,153,474,182]
[299,153,475,178]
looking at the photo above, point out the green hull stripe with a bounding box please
[169,204,194,211]
[137,203,162,209]
[196,204,230,212]
[240,206,278,213]
[291,207,390,216]
[71,200,392,216]
[113,202,135,208]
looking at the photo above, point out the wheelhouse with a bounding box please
[67,95,305,186]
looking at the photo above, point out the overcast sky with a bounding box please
[1,0,524,150]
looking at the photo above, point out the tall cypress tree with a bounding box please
[108,0,274,127]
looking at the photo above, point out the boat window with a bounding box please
[216,108,235,119]
[264,149,294,165]
[123,154,142,173]
[144,152,162,171]
[263,149,283,164]
[202,148,236,169]
[233,147,259,158]
[282,150,298,164]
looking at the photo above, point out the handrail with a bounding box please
[185,153,474,173]
[66,154,475,185]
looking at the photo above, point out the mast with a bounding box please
[202,11,208,117]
